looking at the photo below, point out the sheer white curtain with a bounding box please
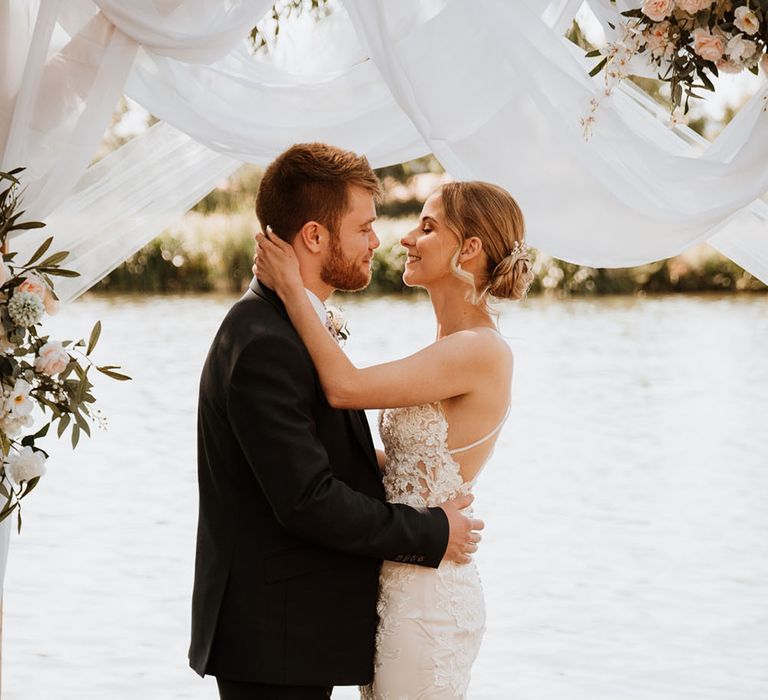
[0,0,270,221]
[342,0,768,273]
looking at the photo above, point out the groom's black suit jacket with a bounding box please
[189,280,449,686]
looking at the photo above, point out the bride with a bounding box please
[255,180,533,699]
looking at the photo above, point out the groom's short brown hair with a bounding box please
[256,143,382,243]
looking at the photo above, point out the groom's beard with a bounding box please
[320,233,371,292]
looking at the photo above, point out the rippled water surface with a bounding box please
[4,293,767,699]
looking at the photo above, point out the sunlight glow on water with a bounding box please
[4,293,767,699]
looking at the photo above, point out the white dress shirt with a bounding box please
[305,288,327,322]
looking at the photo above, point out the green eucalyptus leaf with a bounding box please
[20,476,40,499]
[588,57,608,77]
[97,367,131,381]
[71,423,81,449]
[57,413,71,438]
[87,321,102,355]
[25,236,54,266]
[0,502,18,524]
[41,268,80,278]
[0,171,21,184]
[33,423,50,440]
[73,410,90,436]
[38,251,69,267]
[11,221,45,231]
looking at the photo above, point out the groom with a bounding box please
[190,143,482,699]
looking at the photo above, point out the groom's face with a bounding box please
[320,185,380,292]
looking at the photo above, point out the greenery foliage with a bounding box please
[0,169,129,531]
[97,209,766,297]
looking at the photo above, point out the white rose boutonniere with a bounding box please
[325,305,350,345]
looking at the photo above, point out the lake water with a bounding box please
[3,293,767,699]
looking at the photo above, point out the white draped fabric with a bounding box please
[0,0,767,589]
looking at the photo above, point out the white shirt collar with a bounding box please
[305,288,327,322]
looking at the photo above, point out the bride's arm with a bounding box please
[255,231,504,410]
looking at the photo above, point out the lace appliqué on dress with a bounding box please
[362,403,490,699]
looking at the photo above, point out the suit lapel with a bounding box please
[251,277,379,474]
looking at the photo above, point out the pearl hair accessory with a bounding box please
[506,240,529,266]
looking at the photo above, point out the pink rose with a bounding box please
[761,54,768,75]
[34,340,69,376]
[641,0,674,22]
[693,27,725,62]
[17,275,47,300]
[43,291,60,315]
[676,0,712,14]
[645,21,672,56]
[16,274,58,314]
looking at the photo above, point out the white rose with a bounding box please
[726,35,757,63]
[734,6,760,35]
[6,413,33,434]
[641,0,674,22]
[35,341,69,376]
[8,378,33,416]
[5,446,46,485]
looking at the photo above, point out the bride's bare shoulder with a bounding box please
[449,326,514,369]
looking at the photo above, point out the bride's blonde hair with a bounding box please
[439,181,534,306]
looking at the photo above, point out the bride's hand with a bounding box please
[253,227,303,298]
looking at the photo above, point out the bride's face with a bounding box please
[400,192,459,288]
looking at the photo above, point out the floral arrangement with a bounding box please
[325,304,349,344]
[0,167,129,531]
[583,0,768,137]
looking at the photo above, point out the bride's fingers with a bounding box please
[265,227,295,253]
[256,232,286,258]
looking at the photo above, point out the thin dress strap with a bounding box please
[447,405,511,455]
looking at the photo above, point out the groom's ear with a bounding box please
[296,221,328,254]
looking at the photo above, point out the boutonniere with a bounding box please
[325,305,350,345]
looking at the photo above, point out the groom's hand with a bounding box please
[439,494,484,565]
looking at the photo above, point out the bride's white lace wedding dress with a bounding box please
[361,401,508,700]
